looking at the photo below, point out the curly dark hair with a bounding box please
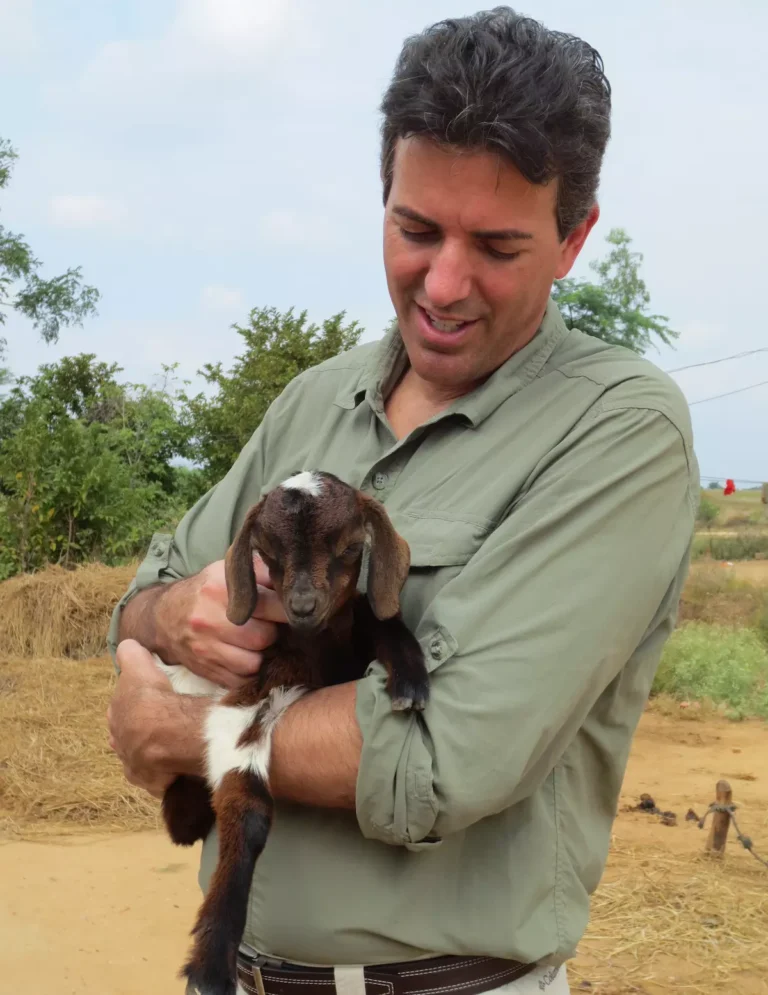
[380,7,612,238]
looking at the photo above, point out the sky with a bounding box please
[1,0,766,486]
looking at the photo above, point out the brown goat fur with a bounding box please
[157,470,429,995]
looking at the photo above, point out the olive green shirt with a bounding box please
[108,299,698,970]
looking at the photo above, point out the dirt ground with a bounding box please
[2,708,767,995]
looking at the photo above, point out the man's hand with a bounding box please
[121,556,287,689]
[108,639,209,798]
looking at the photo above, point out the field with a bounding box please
[2,505,768,995]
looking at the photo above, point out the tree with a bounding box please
[183,306,363,486]
[0,355,192,578]
[0,137,100,372]
[552,228,676,354]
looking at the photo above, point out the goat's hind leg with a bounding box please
[182,685,306,995]
[183,767,271,995]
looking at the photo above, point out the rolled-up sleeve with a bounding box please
[355,402,696,847]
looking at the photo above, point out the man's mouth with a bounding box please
[419,305,475,334]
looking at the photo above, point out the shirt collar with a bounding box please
[335,298,569,428]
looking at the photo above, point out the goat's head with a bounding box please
[224,470,411,632]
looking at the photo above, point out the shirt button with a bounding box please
[151,543,164,556]
[429,637,443,660]
[373,472,388,490]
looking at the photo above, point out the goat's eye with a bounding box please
[341,542,363,560]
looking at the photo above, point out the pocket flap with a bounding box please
[397,512,493,567]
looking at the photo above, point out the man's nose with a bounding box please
[423,241,472,309]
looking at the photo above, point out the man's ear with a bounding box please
[554,202,600,280]
[224,501,264,625]
[360,494,410,620]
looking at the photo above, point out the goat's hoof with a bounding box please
[391,679,429,712]
[183,967,236,995]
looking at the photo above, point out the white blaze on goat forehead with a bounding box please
[204,686,307,791]
[281,470,322,496]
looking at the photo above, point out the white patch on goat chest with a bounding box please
[281,470,322,496]
[203,685,307,790]
[152,654,221,698]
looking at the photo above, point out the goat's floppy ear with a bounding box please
[224,500,264,625]
[361,494,410,620]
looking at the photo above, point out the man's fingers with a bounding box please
[213,644,265,680]
[221,615,279,652]
[250,586,287,624]
[252,555,274,590]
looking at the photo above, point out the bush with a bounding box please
[696,496,719,529]
[680,564,768,632]
[652,623,768,719]
[692,533,768,562]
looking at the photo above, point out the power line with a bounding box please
[700,475,765,485]
[665,347,768,374]
[689,379,768,406]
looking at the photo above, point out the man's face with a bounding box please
[383,137,598,393]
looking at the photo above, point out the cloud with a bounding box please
[60,0,304,116]
[49,194,128,230]
[201,285,245,313]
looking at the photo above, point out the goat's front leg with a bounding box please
[182,684,306,995]
[371,614,430,713]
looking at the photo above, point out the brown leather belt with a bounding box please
[236,951,534,995]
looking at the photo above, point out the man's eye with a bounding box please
[485,245,522,261]
[399,226,437,243]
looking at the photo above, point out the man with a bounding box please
[108,9,697,995]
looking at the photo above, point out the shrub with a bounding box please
[652,622,768,719]
[696,496,719,529]
[692,533,768,562]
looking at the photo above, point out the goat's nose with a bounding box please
[290,593,317,617]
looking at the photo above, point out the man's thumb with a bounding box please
[115,639,172,690]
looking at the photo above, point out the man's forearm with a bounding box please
[149,679,362,806]
[119,584,168,654]
[154,692,209,778]
[269,681,362,809]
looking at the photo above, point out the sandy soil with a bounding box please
[2,709,767,995]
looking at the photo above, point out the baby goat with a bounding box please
[153,470,430,995]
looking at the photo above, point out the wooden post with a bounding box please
[762,483,768,505]
[705,779,732,856]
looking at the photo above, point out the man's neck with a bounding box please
[384,367,478,440]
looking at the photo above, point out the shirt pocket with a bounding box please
[391,511,494,644]
[398,509,495,567]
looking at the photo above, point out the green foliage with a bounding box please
[0,305,366,578]
[652,623,768,720]
[0,137,100,351]
[696,496,720,529]
[692,534,768,562]
[183,306,363,485]
[0,355,192,577]
[552,228,677,354]
[707,481,722,490]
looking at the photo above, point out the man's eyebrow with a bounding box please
[391,205,534,240]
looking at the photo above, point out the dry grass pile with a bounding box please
[0,562,136,659]
[0,654,158,839]
[572,838,768,994]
